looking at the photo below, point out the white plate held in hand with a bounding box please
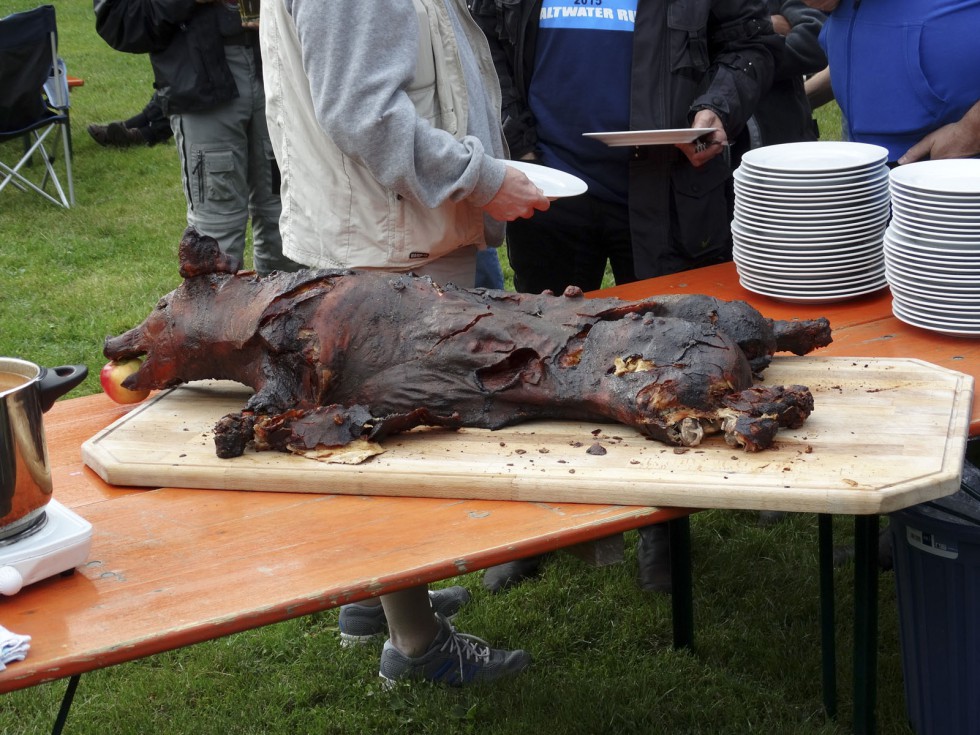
[583,128,716,147]
[503,160,588,199]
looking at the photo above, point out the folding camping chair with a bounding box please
[0,4,74,208]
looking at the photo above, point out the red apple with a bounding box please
[100,358,150,404]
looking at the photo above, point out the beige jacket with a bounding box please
[261,0,507,270]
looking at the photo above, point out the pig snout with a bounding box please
[103,328,146,362]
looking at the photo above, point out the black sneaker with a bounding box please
[379,613,530,687]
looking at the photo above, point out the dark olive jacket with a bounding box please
[469,0,782,278]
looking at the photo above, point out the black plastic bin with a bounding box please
[889,459,980,735]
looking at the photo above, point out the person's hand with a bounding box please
[676,109,729,167]
[802,0,840,11]
[899,101,980,164]
[771,13,791,35]
[482,166,551,221]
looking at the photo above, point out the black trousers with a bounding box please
[124,91,173,146]
[506,191,636,295]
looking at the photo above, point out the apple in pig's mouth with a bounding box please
[100,358,150,404]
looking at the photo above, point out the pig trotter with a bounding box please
[773,318,833,357]
[253,406,375,452]
[252,405,465,454]
[214,412,255,459]
[719,384,815,451]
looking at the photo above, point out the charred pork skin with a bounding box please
[104,229,832,458]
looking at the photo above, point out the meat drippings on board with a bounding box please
[104,229,832,459]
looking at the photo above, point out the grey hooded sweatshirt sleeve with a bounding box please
[284,0,505,209]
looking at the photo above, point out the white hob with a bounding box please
[0,500,92,596]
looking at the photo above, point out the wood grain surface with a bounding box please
[2,393,677,694]
[82,357,973,514]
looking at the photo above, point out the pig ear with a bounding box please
[178,227,243,279]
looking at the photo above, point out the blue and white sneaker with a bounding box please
[378,613,531,687]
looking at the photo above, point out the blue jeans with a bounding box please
[475,248,504,289]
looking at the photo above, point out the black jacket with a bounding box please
[736,0,826,154]
[94,0,247,115]
[470,0,782,278]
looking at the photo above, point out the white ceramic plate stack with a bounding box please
[884,159,980,337]
[732,141,891,303]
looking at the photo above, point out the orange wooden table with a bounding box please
[2,261,973,735]
[0,393,692,733]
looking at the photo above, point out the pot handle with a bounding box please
[37,365,89,412]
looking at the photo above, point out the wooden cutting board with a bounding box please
[81,357,973,514]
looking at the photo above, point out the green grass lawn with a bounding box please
[0,2,917,733]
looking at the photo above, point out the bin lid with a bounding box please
[895,459,980,527]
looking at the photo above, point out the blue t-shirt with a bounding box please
[528,0,637,205]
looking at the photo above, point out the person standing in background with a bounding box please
[260,0,550,686]
[801,0,980,570]
[470,0,781,296]
[470,0,782,593]
[730,0,826,165]
[93,0,300,276]
[88,90,174,148]
[803,0,980,165]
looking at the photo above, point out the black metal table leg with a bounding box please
[853,514,879,735]
[669,515,694,650]
[52,674,80,735]
[818,513,837,720]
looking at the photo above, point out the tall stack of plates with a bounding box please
[732,141,891,303]
[884,159,980,337]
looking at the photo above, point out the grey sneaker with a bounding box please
[379,613,531,687]
[338,586,471,647]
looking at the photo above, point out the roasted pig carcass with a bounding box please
[103,229,832,458]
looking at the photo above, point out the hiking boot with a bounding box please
[338,585,471,647]
[87,123,111,146]
[637,523,672,594]
[482,554,547,593]
[88,122,145,148]
[379,613,530,688]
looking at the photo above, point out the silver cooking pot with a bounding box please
[0,358,87,540]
